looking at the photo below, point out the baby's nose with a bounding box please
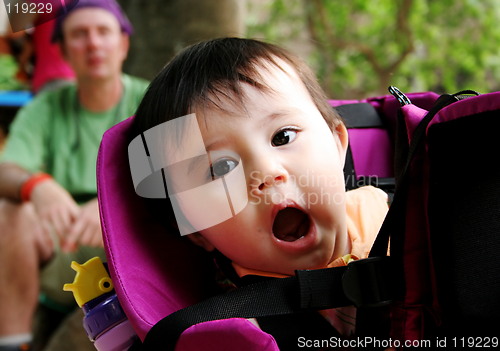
[258,174,285,191]
[249,160,288,193]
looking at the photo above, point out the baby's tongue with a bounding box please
[272,208,308,242]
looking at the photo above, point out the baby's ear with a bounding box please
[186,232,216,252]
[334,122,349,166]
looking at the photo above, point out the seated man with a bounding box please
[0,1,148,350]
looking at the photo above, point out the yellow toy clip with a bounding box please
[63,256,114,307]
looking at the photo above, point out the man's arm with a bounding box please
[0,162,81,244]
[0,162,30,201]
[0,163,103,251]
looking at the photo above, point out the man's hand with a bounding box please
[1,162,104,252]
[30,178,80,249]
[63,198,103,252]
[28,180,103,252]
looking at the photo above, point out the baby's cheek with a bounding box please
[307,181,346,232]
[173,180,237,234]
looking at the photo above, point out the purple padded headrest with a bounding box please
[329,92,439,179]
[97,116,218,341]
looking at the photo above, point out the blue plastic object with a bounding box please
[0,91,33,107]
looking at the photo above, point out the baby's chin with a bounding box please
[317,224,350,261]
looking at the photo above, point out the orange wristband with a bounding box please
[20,173,53,202]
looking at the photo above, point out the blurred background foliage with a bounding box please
[246,0,500,99]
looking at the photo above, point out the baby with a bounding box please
[130,37,388,335]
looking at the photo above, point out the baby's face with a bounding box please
[169,61,349,276]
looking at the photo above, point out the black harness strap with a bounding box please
[140,258,392,351]
[370,93,465,259]
[336,103,381,192]
[335,103,396,198]
[335,103,384,128]
[354,91,471,336]
[363,92,478,338]
[344,144,357,191]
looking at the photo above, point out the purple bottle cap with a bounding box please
[83,293,128,341]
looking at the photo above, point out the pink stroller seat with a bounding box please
[97,116,279,350]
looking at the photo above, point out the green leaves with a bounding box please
[0,55,27,91]
[247,0,500,98]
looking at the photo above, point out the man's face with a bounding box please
[167,61,350,276]
[61,7,128,82]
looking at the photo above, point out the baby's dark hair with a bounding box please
[133,37,342,137]
[131,37,342,231]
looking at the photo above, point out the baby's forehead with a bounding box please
[162,58,309,147]
[195,61,306,119]
[256,58,303,85]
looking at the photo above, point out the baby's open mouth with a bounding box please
[272,207,310,242]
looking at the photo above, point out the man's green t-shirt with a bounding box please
[0,73,148,201]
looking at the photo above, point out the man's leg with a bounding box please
[0,199,52,348]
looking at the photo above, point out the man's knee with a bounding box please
[0,197,38,232]
[0,199,41,319]
[0,198,46,255]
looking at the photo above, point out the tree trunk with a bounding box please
[117,0,246,80]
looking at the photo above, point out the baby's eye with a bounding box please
[272,129,298,147]
[211,158,239,179]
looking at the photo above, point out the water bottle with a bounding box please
[64,257,138,351]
